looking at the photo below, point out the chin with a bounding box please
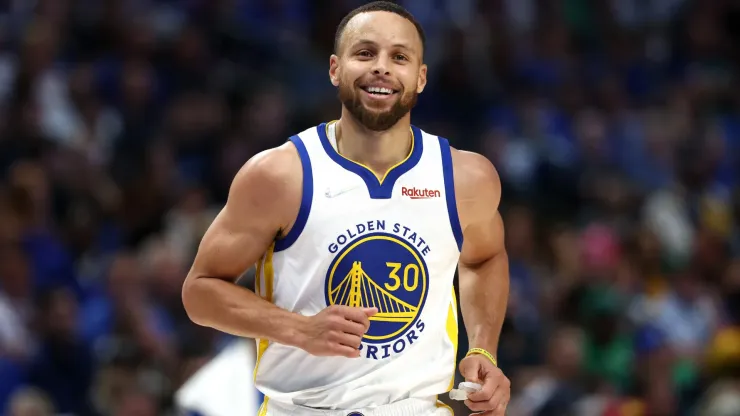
[362,103,394,113]
[362,98,398,110]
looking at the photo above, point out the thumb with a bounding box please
[459,357,482,383]
[363,307,378,317]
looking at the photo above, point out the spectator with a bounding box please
[0,1,738,414]
[6,387,54,416]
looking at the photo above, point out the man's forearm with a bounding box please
[459,252,509,356]
[182,276,307,347]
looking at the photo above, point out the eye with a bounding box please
[395,54,408,61]
[357,50,373,57]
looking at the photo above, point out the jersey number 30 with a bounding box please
[384,262,420,292]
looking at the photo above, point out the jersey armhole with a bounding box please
[438,137,464,251]
[274,135,313,252]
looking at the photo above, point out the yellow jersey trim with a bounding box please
[445,287,459,391]
[325,120,415,184]
[253,242,275,382]
[257,396,269,415]
[436,398,454,415]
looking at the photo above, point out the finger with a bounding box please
[362,307,378,317]
[329,343,361,358]
[484,387,508,411]
[339,307,373,330]
[327,330,362,350]
[464,398,491,413]
[337,319,367,337]
[336,332,363,349]
[466,378,496,402]
[458,360,482,383]
[467,382,509,413]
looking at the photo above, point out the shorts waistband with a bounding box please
[263,397,449,416]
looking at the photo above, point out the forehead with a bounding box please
[342,11,421,52]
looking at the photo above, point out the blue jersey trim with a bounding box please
[257,390,265,411]
[274,135,313,252]
[316,123,424,199]
[438,137,463,251]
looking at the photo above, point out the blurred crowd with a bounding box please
[0,0,740,415]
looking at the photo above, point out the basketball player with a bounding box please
[182,2,510,415]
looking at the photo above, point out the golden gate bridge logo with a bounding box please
[329,261,419,321]
[325,233,428,343]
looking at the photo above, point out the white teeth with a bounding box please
[367,87,393,94]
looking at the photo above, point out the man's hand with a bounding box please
[458,354,510,415]
[296,306,378,358]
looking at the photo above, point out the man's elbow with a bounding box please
[181,275,208,327]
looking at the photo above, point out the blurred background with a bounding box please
[1,0,740,415]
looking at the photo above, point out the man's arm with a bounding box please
[181,142,306,347]
[453,149,509,357]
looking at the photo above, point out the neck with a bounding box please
[335,109,412,176]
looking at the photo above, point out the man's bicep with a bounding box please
[460,209,504,267]
[188,146,299,282]
[454,150,505,267]
[191,202,279,281]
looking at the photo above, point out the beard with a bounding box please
[338,79,418,131]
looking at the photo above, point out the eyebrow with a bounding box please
[354,39,415,52]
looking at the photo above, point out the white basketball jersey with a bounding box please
[253,121,463,410]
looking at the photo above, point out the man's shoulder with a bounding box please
[231,141,303,198]
[413,128,497,180]
[449,147,500,189]
[234,122,328,189]
[409,129,501,199]
[446,147,502,218]
[242,141,301,179]
[223,141,304,230]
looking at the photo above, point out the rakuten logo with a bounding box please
[401,186,441,199]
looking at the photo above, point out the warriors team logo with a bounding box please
[325,220,431,360]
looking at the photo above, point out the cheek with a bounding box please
[340,61,363,79]
[336,69,354,87]
[403,77,419,93]
[398,69,420,91]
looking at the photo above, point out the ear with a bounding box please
[329,54,340,87]
[416,63,427,94]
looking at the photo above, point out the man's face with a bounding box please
[330,11,427,131]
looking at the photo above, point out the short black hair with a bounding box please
[334,1,426,57]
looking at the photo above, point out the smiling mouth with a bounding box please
[360,86,399,96]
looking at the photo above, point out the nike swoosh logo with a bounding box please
[325,186,359,198]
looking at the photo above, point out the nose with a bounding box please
[371,55,391,76]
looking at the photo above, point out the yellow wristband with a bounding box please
[465,348,498,367]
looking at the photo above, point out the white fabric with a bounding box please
[254,123,461,409]
[175,340,260,416]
